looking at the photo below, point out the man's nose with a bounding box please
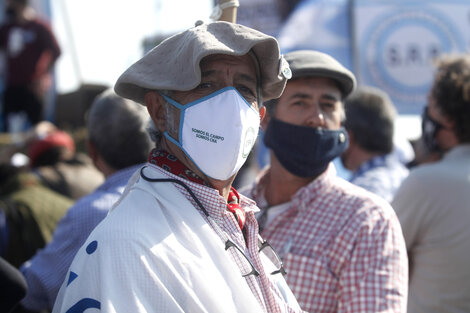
[305,108,325,128]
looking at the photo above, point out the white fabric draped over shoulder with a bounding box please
[52,167,266,313]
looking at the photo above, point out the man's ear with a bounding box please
[86,139,95,156]
[346,129,355,145]
[259,106,266,121]
[145,91,166,132]
[86,139,98,166]
[260,107,270,131]
[441,115,455,130]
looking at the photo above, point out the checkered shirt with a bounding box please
[241,164,408,313]
[148,163,301,313]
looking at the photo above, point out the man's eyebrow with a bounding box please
[288,92,340,101]
[237,73,257,86]
[321,93,340,101]
[201,70,216,78]
[201,70,257,85]
[288,92,312,100]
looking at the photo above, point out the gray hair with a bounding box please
[87,88,152,170]
[344,86,397,154]
[145,90,177,149]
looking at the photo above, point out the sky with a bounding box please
[49,0,212,93]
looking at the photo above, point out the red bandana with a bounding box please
[148,149,246,230]
[227,187,246,230]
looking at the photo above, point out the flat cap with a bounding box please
[285,50,356,98]
[115,21,291,104]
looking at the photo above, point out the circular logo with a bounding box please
[242,127,256,158]
[361,8,465,113]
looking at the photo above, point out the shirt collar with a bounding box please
[293,163,336,204]
[443,143,470,161]
[251,163,337,211]
[149,163,258,219]
[97,164,143,192]
[351,155,391,180]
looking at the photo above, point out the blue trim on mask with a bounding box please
[160,86,257,147]
[160,87,256,114]
[159,87,255,180]
[163,131,205,179]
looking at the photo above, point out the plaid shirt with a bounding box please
[241,164,408,313]
[149,163,301,313]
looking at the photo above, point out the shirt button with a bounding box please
[339,132,346,143]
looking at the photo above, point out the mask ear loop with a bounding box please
[421,106,446,155]
[140,166,209,216]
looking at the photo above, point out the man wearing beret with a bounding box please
[52,22,301,313]
[241,50,408,312]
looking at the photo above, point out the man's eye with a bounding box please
[238,86,254,95]
[292,101,306,106]
[321,102,335,110]
[197,82,212,89]
[238,86,257,100]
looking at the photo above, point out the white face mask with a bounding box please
[161,87,260,181]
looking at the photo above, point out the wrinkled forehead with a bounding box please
[199,54,257,80]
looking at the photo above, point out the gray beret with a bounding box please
[284,50,356,98]
[115,21,291,104]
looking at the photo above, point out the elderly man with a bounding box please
[392,55,470,313]
[19,89,152,312]
[241,50,408,312]
[52,22,300,313]
[341,86,409,202]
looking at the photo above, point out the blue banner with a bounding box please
[353,0,470,115]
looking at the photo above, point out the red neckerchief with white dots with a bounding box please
[148,149,246,230]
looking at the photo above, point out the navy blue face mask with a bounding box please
[264,118,349,178]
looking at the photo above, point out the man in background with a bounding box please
[0,256,27,312]
[0,0,61,131]
[392,54,470,313]
[0,163,72,269]
[341,86,409,202]
[242,50,408,312]
[27,127,104,200]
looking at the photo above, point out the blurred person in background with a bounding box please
[241,50,408,313]
[0,120,55,165]
[19,89,152,312]
[0,0,61,132]
[27,126,104,200]
[0,256,27,313]
[0,120,104,201]
[0,163,72,268]
[392,54,470,313]
[406,106,444,168]
[407,136,442,168]
[341,86,409,202]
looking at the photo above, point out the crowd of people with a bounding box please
[1,0,470,312]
